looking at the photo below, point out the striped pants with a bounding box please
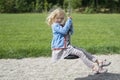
[51,45,97,69]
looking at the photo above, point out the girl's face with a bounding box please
[55,13,65,24]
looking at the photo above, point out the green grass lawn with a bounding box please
[0,13,120,59]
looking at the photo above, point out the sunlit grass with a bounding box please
[0,13,120,58]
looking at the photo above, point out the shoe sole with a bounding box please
[100,62,111,67]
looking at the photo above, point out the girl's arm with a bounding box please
[52,18,72,35]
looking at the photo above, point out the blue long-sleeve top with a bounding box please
[51,18,73,49]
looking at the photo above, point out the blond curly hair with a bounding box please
[46,8,66,26]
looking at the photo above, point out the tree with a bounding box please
[44,0,48,12]
[0,0,120,13]
[0,0,16,13]
[35,0,43,12]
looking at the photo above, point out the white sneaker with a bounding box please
[92,67,108,74]
[99,59,111,67]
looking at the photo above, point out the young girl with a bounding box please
[46,8,111,74]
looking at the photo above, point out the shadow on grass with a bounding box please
[75,73,120,80]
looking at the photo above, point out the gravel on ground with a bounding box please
[0,54,120,80]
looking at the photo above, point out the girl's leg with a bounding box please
[73,46,111,67]
[66,46,95,68]
[66,46,107,73]
[74,46,97,63]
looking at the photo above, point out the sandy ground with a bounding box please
[0,54,120,80]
